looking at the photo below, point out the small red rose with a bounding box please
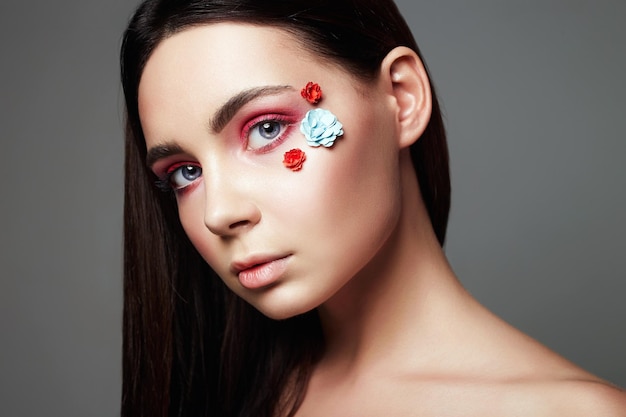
[283,148,307,171]
[301,82,322,104]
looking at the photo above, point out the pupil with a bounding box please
[260,122,280,139]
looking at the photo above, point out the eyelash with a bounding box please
[241,114,296,153]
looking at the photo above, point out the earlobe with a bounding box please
[380,47,432,148]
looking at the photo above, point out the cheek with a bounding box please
[324,107,400,216]
[176,193,219,264]
[287,103,402,254]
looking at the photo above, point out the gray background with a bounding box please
[0,0,624,415]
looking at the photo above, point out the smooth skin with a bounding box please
[138,24,626,417]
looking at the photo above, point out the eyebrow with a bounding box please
[146,143,184,169]
[210,85,294,133]
[146,85,294,168]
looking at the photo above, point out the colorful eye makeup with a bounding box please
[154,113,297,192]
[242,114,296,152]
[152,82,346,189]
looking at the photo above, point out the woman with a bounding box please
[120,1,626,416]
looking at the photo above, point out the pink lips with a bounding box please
[232,255,291,289]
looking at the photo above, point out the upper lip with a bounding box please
[230,253,291,275]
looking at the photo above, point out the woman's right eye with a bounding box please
[161,163,202,191]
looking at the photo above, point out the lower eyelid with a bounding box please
[171,180,200,198]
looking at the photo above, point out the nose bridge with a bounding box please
[202,158,260,236]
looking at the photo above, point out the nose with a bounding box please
[203,170,261,237]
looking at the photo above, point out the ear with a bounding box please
[379,46,432,148]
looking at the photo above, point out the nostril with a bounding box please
[229,220,251,229]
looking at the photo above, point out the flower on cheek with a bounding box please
[283,148,307,171]
[300,108,344,148]
[301,82,322,104]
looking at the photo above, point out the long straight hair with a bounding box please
[120,1,451,416]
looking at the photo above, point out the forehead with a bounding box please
[139,23,315,105]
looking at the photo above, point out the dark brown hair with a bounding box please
[120,1,450,416]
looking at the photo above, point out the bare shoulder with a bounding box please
[507,378,626,417]
[466,304,626,415]
[553,379,626,416]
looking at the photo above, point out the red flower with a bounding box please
[301,82,322,104]
[283,148,307,171]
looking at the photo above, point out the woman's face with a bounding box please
[139,24,404,319]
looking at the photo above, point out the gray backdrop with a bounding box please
[0,1,624,416]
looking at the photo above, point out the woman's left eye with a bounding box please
[246,119,291,151]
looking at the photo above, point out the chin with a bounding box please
[254,300,318,321]
[245,287,322,321]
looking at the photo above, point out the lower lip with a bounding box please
[238,256,290,290]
